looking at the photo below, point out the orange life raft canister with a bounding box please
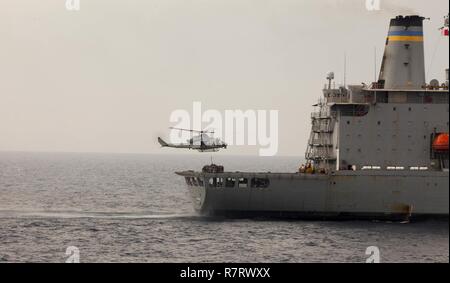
[432,133,449,152]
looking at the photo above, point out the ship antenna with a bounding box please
[344,52,347,87]
[427,14,449,80]
[426,32,443,81]
[373,46,378,104]
[374,47,377,83]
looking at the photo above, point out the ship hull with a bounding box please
[177,171,449,221]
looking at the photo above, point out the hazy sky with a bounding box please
[1,0,448,156]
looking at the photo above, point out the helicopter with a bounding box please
[158,127,228,152]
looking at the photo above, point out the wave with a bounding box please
[0,210,201,220]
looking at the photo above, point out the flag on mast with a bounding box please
[442,14,449,36]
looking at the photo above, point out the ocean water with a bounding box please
[0,152,448,263]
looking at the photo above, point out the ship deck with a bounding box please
[175,170,448,178]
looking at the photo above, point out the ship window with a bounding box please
[377,121,381,125]
[408,107,412,111]
[393,107,397,111]
[347,121,350,125]
[347,165,357,171]
[209,178,214,186]
[251,178,270,189]
[238,178,248,188]
[225,178,236,188]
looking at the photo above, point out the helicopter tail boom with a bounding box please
[158,137,170,147]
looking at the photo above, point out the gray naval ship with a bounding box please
[177,15,449,220]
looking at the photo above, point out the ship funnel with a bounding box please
[378,15,426,89]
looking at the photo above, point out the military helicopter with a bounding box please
[158,127,227,152]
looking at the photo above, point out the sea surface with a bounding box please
[0,152,448,263]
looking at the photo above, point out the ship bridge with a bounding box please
[305,15,449,173]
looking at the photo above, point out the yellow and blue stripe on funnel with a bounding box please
[388,30,423,42]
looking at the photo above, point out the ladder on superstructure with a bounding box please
[305,99,336,170]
